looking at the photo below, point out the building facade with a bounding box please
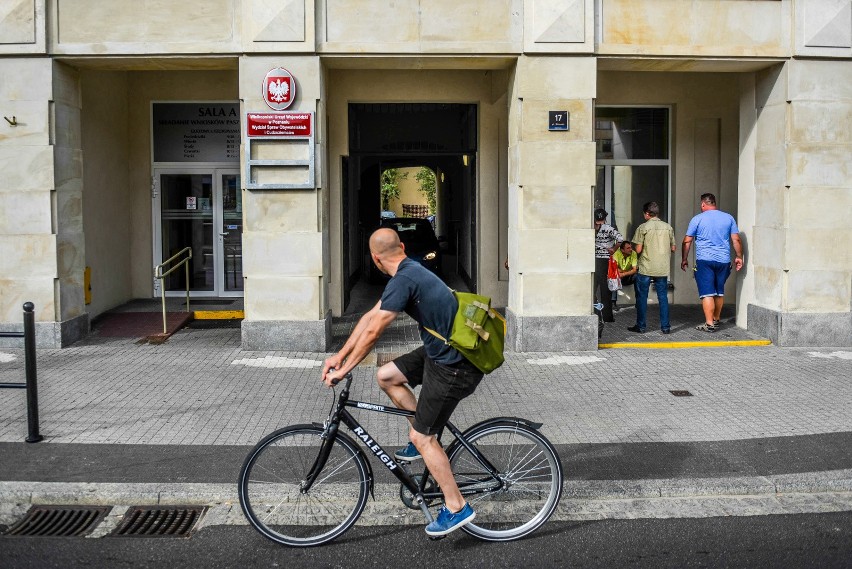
[1,0,850,350]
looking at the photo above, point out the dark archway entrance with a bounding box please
[342,103,478,312]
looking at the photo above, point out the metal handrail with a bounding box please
[154,247,192,334]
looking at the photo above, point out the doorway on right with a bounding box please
[594,107,671,241]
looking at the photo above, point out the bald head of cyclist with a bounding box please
[369,228,407,276]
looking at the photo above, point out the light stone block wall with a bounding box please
[239,55,328,350]
[0,58,53,327]
[5,0,848,64]
[785,59,852,315]
[318,0,523,54]
[736,73,758,328]
[48,0,527,56]
[522,0,594,54]
[3,0,848,65]
[598,0,789,58]
[506,56,598,351]
[749,60,852,346]
[0,58,88,346]
[240,0,315,50]
[50,0,241,55]
[80,71,132,319]
[795,0,852,58]
[0,0,46,55]
[52,62,85,324]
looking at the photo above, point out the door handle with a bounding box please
[219,232,229,237]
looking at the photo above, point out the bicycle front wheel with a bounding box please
[238,424,369,547]
[448,422,563,541]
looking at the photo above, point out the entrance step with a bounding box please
[92,312,193,342]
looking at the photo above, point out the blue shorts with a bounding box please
[694,260,731,298]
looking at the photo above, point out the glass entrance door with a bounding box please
[595,107,671,237]
[219,171,243,294]
[155,169,242,297]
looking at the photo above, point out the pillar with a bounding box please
[0,59,88,348]
[238,56,331,351]
[748,60,852,346]
[506,56,598,351]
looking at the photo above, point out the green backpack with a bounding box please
[424,291,506,374]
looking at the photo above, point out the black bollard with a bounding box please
[22,302,43,443]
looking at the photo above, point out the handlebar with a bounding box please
[329,370,354,388]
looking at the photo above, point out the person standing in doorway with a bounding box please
[594,208,623,322]
[680,193,744,332]
[628,202,676,334]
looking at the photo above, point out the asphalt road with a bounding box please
[1,512,850,569]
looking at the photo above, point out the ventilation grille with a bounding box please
[3,506,110,537]
[108,506,206,538]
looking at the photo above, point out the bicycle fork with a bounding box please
[301,421,341,494]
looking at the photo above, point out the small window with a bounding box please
[595,107,671,240]
[595,108,669,160]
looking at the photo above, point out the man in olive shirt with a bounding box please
[628,201,676,334]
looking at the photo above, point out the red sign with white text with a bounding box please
[246,113,313,138]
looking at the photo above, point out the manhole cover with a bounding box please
[2,506,110,537]
[108,506,206,538]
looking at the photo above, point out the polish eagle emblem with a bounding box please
[267,79,290,103]
[263,68,296,110]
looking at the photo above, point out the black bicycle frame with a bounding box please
[303,375,503,506]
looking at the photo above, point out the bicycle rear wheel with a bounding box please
[238,424,369,547]
[448,422,562,541]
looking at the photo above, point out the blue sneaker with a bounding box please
[425,503,476,536]
[394,442,422,462]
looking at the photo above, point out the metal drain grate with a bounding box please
[3,506,110,537]
[670,390,694,397]
[108,506,206,538]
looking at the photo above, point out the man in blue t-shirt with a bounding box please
[323,228,482,537]
[680,193,744,332]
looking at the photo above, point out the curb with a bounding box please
[2,473,851,529]
[599,340,773,349]
[2,470,850,507]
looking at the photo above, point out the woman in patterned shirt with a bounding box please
[593,208,623,322]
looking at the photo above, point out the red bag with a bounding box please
[607,256,622,291]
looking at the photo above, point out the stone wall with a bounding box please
[749,60,852,346]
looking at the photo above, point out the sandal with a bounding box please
[713,319,720,326]
[695,323,718,332]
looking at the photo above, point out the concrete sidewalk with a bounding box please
[1,322,851,526]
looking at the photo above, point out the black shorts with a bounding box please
[392,346,484,436]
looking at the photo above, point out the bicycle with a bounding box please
[238,372,563,547]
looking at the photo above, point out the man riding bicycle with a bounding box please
[322,228,484,536]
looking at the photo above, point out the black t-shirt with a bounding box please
[380,258,461,365]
